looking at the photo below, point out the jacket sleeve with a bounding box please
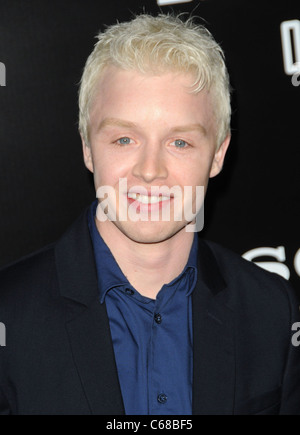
[279,279,300,415]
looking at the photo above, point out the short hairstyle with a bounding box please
[78,13,231,149]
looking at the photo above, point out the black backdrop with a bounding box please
[0,0,299,296]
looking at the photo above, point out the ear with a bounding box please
[209,134,231,178]
[81,135,94,173]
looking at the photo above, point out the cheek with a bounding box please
[179,156,213,187]
[91,149,119,182]
[91,155,115,188]
[94,169,120,189]
[93,144,132,171]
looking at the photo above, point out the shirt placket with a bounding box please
[148,296,170,414]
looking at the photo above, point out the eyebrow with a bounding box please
[97,118,137,132]
[97,117,207,136]
[171,124,207,136]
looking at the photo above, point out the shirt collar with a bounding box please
[88,200,198,302]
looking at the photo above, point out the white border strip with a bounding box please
[157,0,193,6]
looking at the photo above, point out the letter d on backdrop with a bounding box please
[281,20,300,75]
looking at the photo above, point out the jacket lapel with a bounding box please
[65,300,125,415]
[55,209,125,415]
[192,240,235,415]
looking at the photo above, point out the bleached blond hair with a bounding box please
[78,13,231,148]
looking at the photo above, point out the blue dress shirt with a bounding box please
[88,200,198,415]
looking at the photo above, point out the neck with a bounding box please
[96,220,195,299]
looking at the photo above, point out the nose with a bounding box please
[131,142,168,183]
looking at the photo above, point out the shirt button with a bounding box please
[157,393,168,404]
[125,289,134,296]
[154,313,162,324]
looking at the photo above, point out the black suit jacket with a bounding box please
[0,207,300,415]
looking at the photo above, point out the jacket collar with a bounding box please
[55,207,99,308]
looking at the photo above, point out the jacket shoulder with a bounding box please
[202,239,298,306]
[203,239,289,281]
[0,244,57,311]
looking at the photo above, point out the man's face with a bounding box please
[82,65,230,243]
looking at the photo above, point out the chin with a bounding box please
[116,221,186,244]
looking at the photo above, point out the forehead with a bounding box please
[89,65,215,132]
[93,65,196,98]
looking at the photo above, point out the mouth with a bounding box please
[126,192,174,213]
[127,192,171,204]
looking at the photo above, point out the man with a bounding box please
[0,13,299,415]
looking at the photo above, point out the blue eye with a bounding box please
[173,139,188,148]
[117,137,132,145]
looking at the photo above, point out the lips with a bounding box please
[125,190,174,213]
[127,192,171,204]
